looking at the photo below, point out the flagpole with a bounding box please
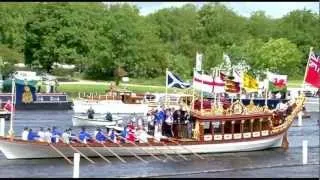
[8,78,15,138]
[201,70,204,112]
[212,68,215,107]
[264,70,269,108]
[165,68,168,108]
[191,68,195,111]
[302,47,314,88]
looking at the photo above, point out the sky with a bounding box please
[103,2,319,18]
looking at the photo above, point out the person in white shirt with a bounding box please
[21,127,29,141]
[37,127,45,142]
[62,129,70,144]
[276,100,288,112]
[44,128,53,143]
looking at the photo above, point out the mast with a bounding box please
[200,70,204,112]
[8,78,15,138]
[191,68,196,111]
[302,47,313,88]
[264,69,269,107]
[165,68,168,107]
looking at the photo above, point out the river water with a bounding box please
[0,98,318,178]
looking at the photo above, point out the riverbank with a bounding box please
[58,79,304,98]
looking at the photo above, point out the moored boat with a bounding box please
[72,115,122,127]
[73,89,149,114]
[0,95,305,160]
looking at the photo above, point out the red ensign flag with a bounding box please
[305,52,320,88]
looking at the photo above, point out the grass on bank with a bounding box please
[58,78,304,98]
[58,84,185,98]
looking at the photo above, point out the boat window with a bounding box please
[203,121,212,134]
[243,119,251,133]
[213,121,222,134]
[233,120,241,133]
[261,119,269,130]
[253,119,260,131]
[224,121,232,134]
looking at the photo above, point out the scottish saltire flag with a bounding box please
[166,71,191,89]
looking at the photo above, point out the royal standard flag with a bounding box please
[243,73,258,92]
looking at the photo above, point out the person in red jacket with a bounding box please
[127,125,136,142]
[3,100,14,112]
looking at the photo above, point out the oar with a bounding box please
[72,136,111,164]
[67,143,95,164]
[169,138,204,160]
[107,136,148,164]
[149,135,189,161]
[133,134,176,162]
[86,143,111,164]
[101,141,127,163]
[117,135,162,162]
[48,143,73,165]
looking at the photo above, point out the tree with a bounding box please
[257,38,303,77]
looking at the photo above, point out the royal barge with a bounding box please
[0,95,305,159]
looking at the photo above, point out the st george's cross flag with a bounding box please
[193,71,214,93]
[305,50,320,88]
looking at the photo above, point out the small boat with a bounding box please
[0,95,305,159]
[73,89,149,114]
[1,71,72,110]
[72,115,122,127]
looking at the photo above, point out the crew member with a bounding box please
[37,127,45,142]
[44,128,52,143]
[120,126,128,143]
[27,129,39,141]
[79,127,91,144]
[87,106,95,119]
[95,128,106,143]
[108,128,117,143]
[21,127,29,141]
[51,127,62,143]
[62,129,71,144]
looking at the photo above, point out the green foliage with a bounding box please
[257,38,303,77]
[0,2,318,81]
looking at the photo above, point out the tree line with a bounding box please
[0,2,319,80]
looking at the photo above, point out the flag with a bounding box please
[193,71,214,93]
[267,72,287,92]
[305,51,320,88]
[223,53,231,65]
[233,69,242,83]
[15,79,37,104]
[243,73,259,92]
[225,79,240,93]
[195,52,203,71]
[220,71,240,93]
[213,75,225,93]
[220,72,227,81]
[166,71,191,89]
[3,100,14,112]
